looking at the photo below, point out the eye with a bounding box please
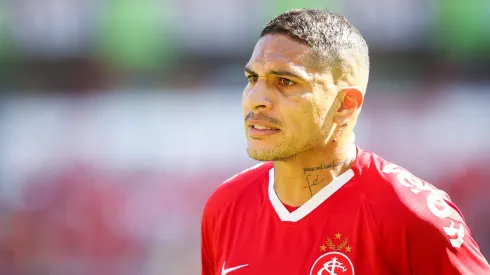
[278,77,295,86]
[246,75,258,83]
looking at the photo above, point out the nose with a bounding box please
[243,81,273,113]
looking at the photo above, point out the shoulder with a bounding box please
[356,149,490,271]
[202,162,272,219]
[355,149,456,223]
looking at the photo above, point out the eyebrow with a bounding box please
[244,66,309,82]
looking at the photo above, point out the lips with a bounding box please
[252,125,279,130]
[247,120,280,130]
[247,120,281,137]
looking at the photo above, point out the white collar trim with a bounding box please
[268,168,355,222]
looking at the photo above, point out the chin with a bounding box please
[247,146,295,162]
[247,147,276,161]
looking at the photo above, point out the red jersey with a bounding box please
[201,147,490,275]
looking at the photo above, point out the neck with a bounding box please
[273,133,357,207]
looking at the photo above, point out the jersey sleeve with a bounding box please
[201,199,216,275]
[376,163,490,274]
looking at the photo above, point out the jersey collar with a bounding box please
[267,148,357,222]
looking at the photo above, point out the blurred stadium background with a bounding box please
[0,0,489,274]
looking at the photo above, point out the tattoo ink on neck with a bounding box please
[305,174,325,197]
[339,123,348,137]
[302,159,344,175]
[302,156,348,197]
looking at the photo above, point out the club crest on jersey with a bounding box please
[310,232,354,275]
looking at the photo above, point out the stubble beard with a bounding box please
[246,133,324,162]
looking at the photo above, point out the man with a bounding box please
[201,9,490,275]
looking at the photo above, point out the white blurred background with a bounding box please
[0,1,489,274]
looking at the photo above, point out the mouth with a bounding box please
[251,125,279,130]
[248,124,281,137]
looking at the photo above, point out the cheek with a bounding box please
[309,96,331,127]
[297,96,326,125]
[289,104,321,133]
[284,94,325,135]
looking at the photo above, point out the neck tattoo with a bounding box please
[303,157,348,197]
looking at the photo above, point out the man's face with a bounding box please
[243,34,337,161]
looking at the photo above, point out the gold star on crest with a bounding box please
[320,232,352,254]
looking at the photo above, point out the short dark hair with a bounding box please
[261,9,369,81]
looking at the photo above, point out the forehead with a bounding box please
[247,34,312,72]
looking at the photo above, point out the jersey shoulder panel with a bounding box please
[357,150,460,227]
[356,150,490,273]
[356,149,454,221]
[203,161,272,217]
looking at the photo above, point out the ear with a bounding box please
[333,87,364,126]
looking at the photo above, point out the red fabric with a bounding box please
[201,147,490,275]
[282,203,299,213]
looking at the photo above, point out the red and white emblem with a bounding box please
[310,252,354,275]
